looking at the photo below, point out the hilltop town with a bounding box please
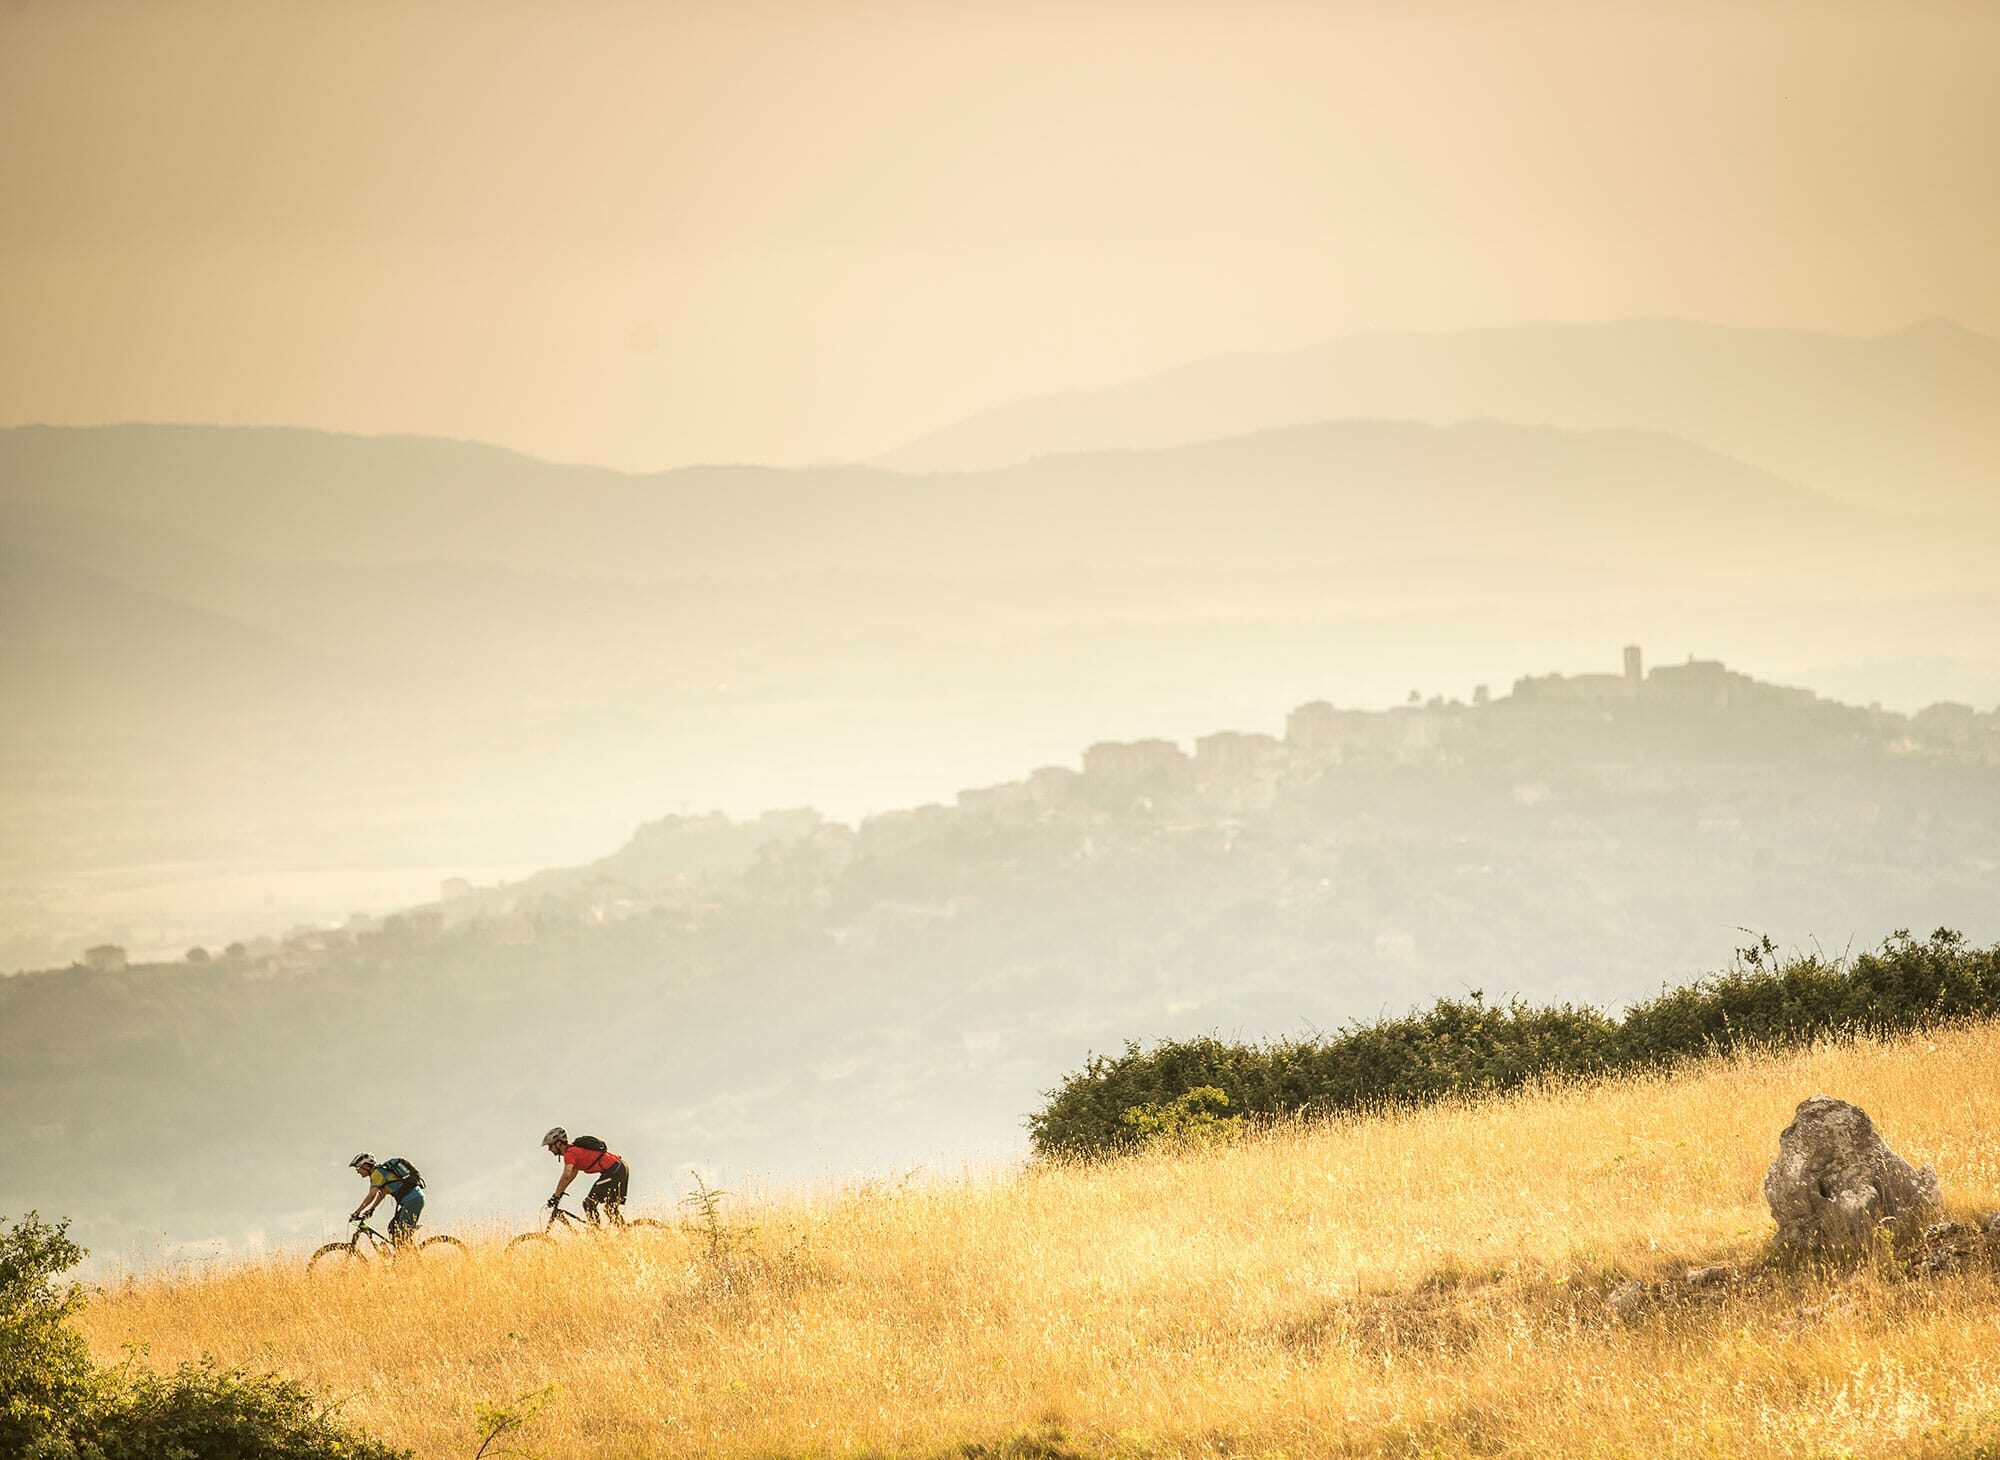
[70,647,1993,986]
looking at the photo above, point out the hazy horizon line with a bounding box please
[4,311,1989,480]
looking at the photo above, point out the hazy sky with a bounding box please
[3,0,1996,469]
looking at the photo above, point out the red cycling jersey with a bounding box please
[564,1143,620,1173]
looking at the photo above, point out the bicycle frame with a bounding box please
[308,1218,465,1272]
[507,1201,661,1252]
[347,1221,396,1252]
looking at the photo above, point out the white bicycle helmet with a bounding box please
[349,1152,374,1171]
[542,1126,567,1151]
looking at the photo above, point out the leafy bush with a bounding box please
[1119,1085,1242,1148]
[87,1355,408,1460]
[1030,930,2000,1157]
[0,1214,406,1460]
[0,1213,95,1459]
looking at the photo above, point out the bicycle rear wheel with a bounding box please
[308,1243,366,1274]
[623,1217,666,1233]
[417,1235,467,1260]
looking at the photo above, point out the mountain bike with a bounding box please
[308,1217,467,1273]
[506,1201,664,1251]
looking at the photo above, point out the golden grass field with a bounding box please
[83,1025,2000,1459]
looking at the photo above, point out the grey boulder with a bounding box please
[1764,1095,1940,1254]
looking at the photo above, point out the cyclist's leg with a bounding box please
[584,1163,628,1225]
[388,1189,424,1245]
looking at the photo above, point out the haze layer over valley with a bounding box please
[6,330,2000,973]
[6,651,2000,1264]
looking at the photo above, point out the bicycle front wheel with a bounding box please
[308,1243,366,1274]
[506,1231,556,1253]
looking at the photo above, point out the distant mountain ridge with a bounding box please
[0,539,345,718]
[5,412,1996,974]
[874,318,2000,516]
[0,416,1892,582]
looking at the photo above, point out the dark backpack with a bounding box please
[572,1136,608,1154]
[378,1157,425,1194]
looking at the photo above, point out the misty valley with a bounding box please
[6,650,1997,1266]
[6,350,2000,1272]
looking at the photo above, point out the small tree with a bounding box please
[680,1175,757,1293]
[0,1212,95,1458]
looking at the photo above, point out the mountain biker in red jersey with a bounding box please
[541,1126,630,1224]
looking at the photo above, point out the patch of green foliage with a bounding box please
[472,1383,554,1460]
[1118,1086,1242,1149]
[0,1213,406,1460]
[1030,929,2000,1158]
[0,1212,95,1458]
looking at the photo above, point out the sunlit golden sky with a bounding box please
[3,0,1995,469]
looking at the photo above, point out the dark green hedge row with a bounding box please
[1028,929,2000,1157]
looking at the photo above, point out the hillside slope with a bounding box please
[0,539,351,721]
[82,1021,2000,1459]
[878,317,2000,518]
[0,417,1909,581]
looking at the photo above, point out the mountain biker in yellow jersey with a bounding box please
[348,1152,425,1243]
[541,1126,630,1224]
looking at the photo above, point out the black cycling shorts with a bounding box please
[583,1159,629,1210]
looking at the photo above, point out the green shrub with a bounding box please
[0,1214,406,1460]
[1120,1085,1242,1148]
[87,1355,408,1460]
[0,1213,95,1460]
[1030,930,2000,1158]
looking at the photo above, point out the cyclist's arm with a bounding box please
[550,1164,578,1203]
[353,1187,385,1221]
